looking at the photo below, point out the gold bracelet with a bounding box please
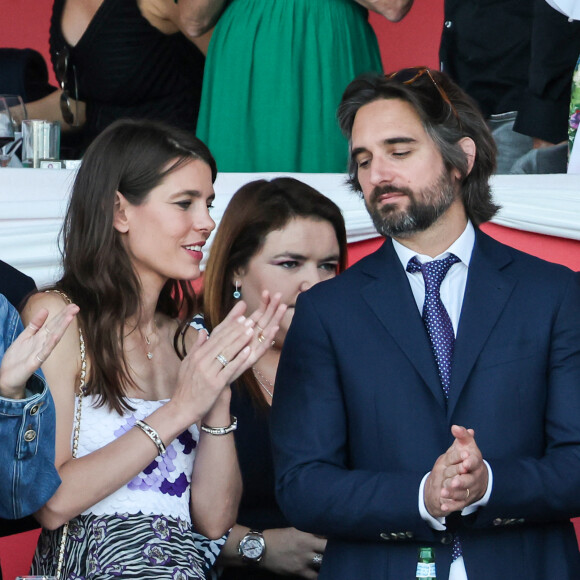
[200,415,238,436]
[135,419,166,455]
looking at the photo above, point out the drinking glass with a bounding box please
[0,94,26,165]
[0,94,27,131]
[0,97,15,167]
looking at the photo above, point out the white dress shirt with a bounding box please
[392,221,493,580]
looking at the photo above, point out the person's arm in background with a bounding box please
[0,296,78,519]
[514,0,580,147]
[355,0,414,22]
[177,0,228,40]
[136,0,217,54]
[20,91,86,132]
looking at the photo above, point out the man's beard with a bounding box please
[365,169,457,238]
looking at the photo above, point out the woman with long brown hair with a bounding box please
[22,119,285,579]
[203,177,348,579]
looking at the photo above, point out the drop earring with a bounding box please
[233,280,241,299]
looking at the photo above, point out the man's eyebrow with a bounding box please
[351,137,418,159]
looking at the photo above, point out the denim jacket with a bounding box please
[0,294,60,519]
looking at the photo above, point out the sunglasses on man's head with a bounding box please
[387,67,461,125]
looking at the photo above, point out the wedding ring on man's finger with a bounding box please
[312,553,323,570]
[35,353,46,363]
[44,326,52,335]
[215,353,229,368]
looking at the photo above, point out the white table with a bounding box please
[1,168,579,286]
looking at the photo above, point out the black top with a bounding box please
[440,0,534,117]
[514,0,580,144]
[49,0,205,147]
[220,384,300,580]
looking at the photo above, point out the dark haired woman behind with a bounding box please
[203,177,348,578]
[23,119,285,579]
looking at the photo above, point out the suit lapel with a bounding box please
[359,240,446,410]
[447,230,517,416]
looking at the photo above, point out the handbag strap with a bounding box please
[47,290,86,579]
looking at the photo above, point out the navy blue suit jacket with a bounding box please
[271,230,580,579]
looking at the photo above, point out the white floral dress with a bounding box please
[31,396,225,579]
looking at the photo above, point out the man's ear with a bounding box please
[455,137,476,178]
[113,191,130,233]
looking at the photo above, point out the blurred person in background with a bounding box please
[179,0,413,172]
[24,0,208,157]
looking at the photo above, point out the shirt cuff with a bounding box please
[418,461,493,528]
[419,472,446,530]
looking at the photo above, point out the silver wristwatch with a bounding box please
[238,529,266,563]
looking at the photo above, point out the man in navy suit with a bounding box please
[270,69,580,579]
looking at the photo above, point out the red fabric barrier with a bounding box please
[347,225,580,272]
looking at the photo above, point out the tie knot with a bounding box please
[407,254,460,293]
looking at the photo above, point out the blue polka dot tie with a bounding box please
[407,253,463,561]
[407,254,460,398]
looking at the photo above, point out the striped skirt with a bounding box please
[31,512,225,579]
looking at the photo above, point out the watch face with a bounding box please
[243,538,263,558]
[241,534,265,561]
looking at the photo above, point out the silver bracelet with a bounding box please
[200,415,238,436]
[135,419,166,455]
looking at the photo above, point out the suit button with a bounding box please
[444,20,453,29]
[390,533,398,540]
[406,531,414,539]
[517,518,525,524]
[379,533,390,541]
[24,429,37,442]
[493,518,503,526]
[397,532,407,540]
[441,532,453,545]
[30,405,40,415]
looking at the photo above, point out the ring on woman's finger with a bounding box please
[215,353,229,368]
[312,553,323,570]
[255,325,264,334]
[35,353,46,363]
[257,333,266,343]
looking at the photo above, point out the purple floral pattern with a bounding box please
[32,512,223,579]
[114,415,194,498]
[92,519,107,544]
[103,563,127,576]
[69,520,86,543]
[152,516,171,541]
[143,539,171,566]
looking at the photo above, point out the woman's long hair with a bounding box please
[54,119,217,413]
[203,177,347,408]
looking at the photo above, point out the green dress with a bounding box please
[196,0,383,173]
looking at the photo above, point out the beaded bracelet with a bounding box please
[200,415,238,436]
[135,419,166,455]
